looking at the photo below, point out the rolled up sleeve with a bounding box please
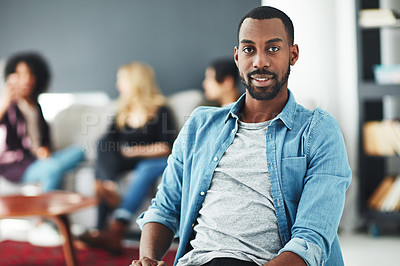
[279,237,323,266]
[136,206,180,236]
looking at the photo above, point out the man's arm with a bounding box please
[279,112,351,265]
[131,222,174,265]
[265,251,306,266]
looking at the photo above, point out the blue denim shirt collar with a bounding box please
[226,89,296,131]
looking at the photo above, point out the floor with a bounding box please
[1,219,400,265]
[340,232,400,266]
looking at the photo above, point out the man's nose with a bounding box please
[252,52,270,69]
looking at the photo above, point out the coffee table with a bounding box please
[0,191,97,266]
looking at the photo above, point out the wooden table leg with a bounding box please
[50,214,77,266]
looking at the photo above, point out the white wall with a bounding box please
[262,0,359,230]
[261,0,358,171]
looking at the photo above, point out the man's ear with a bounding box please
[290,44,299,66]
[234,46,239,67]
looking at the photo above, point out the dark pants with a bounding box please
[95,135,140,229]
[202,258,258,266]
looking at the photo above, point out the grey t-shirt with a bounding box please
[177,120,282,266]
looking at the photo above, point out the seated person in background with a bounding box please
[0,52,84,192]
[132,6,351,266]
[79,62,177,255]
[202,58,241,106]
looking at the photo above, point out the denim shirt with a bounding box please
[137,90,352,266]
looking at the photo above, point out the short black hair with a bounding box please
[209,58,238,85]
[4,51,51,101]
[237,6,294,45]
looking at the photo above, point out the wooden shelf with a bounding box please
[365,209,400,223]
[360,21,400,30]
[359,82,400,100]
[364,154,400,159]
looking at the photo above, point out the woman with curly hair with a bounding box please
[0,51,84,192]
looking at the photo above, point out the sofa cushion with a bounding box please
[51,103,116,161]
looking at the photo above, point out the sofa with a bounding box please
[0,89,206,231]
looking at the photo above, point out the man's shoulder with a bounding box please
[309,107,337,124]
[294,102,336,123]
[294,105,341,136]
[174,105,231,145]
[190,105,231,121]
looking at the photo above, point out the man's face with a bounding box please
[234,18,298,101]
[202,67,223,102]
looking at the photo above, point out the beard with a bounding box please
[240,63,291,101]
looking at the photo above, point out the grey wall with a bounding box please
[0,0,259,98]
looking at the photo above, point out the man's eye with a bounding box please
[243,47,254,54]
[268,46,280,52]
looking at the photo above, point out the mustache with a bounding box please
[248,69,277,77]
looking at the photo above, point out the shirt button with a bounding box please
[213,157,218,162]
[192,223,195,227]
[200,191,205,196]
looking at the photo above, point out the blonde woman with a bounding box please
[80,62,177,254]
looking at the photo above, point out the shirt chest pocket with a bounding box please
[281,156,307,202]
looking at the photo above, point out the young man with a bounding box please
[132,6,351,266]
[202,58,241,106]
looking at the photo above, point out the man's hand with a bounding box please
[264,251,306,266]
[130,256,167,266]
[133,223,174,266]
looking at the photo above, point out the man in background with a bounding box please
[202,58,241,106]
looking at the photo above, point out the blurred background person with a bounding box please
[79,62,177,255]
[202,58,241,107]
[0,51,84,192]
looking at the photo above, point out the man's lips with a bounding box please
[250,75,273,87]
